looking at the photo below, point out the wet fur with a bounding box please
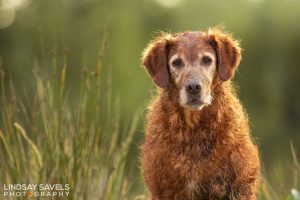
[141,29,260,200]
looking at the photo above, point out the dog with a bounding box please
[140,28,260,200]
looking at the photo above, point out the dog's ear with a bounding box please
[142,35,171,88]
[209,29,241,81]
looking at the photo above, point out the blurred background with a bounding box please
[0,0,300,198]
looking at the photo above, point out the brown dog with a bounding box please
[141,29,260,200]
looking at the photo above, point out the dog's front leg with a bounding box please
[230,145,260,200]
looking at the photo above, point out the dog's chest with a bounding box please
[170,138,216,177]
[168,133,231,198]
[170,127,218,161]
[171,150,230,199]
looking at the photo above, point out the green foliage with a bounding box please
[258,143,300,200]
[0,33,142,200]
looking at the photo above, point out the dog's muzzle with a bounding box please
[184,80,204,109]
[185,82,201,95]
[179,74,213,110]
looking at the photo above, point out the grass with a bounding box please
[0,30,299,200]
[259,142,300,200]
[0,31,144,200]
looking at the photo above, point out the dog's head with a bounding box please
[142,29,241,110]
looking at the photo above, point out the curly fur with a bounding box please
[141,28,260,200]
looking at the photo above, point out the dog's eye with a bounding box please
[171,58,184,68]
[201,56,212,65]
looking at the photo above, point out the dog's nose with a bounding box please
[186,83,201,95]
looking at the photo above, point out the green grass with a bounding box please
[259,143,300,200]
[0,32,145,200]
[0,31,299,200]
